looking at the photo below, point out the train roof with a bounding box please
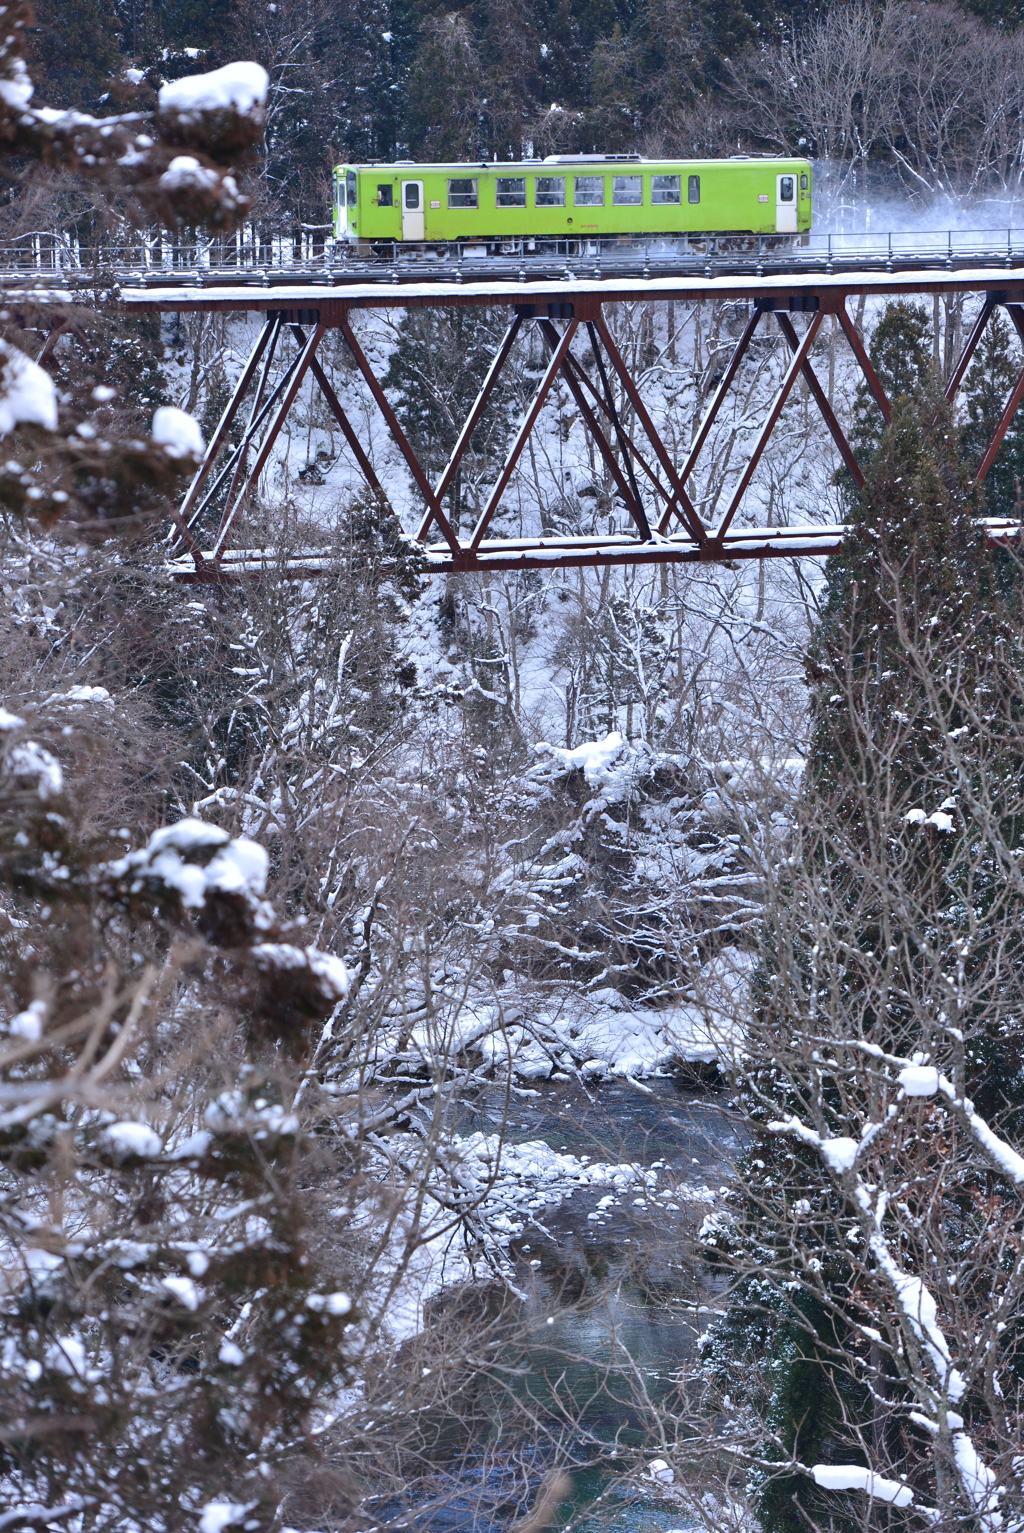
[333,154,813,172]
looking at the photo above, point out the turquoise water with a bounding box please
[371,1077,735,1531]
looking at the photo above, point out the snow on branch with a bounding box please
[0,3,265,229]
[769,1055,1020,1525]
[810,1464,916,1508]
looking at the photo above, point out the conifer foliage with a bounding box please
[697,306,1024,1531]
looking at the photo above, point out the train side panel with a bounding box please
[334,160,812,244]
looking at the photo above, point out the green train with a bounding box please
[331,154,813,250]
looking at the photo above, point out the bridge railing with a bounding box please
[6,225,1024,283]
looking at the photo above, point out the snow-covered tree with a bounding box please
[690,380,1024,1531]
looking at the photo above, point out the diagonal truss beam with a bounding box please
[536,335,678,524]
[975,304,1024,484]
[976,362,1024,483]
[714,310,824,542]
[945,293,996,403]
[664,303,764,533]
[175,315,279,544]
[211,321,326,561]
[339,316,461,554]
[537,318,651,539]
[220,316,285,526]
[835,302,891,424]
[470,318,579,551]
[591,314,706,545]
[415,313,523,543]
[290,324,387,502]
[774,311,864,488]
[183,340,306,539]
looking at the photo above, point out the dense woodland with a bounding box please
[3,1,1024,1531]
[15,0,1024,232]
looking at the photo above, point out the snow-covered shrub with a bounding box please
[0,703,373,1527]
[495,730,764,996]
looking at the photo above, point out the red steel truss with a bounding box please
[122,267,1024,578]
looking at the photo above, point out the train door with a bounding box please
[776,173,797,234]
[402,181,424,241]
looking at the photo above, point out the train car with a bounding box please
[331,154,813,249]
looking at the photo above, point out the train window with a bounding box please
[613,175,642,205]
[534,176,565,207]
[800,173,809,191]
[346,171,357,207]
[377,184,394,207]
[779,175,795,202]
[574,176,605,206]
[335,177,345,208]
[448,178,478,208]
[496,177,527,207]
[688,175,700,203]
[404,183,420,209]
[651,174,681,205]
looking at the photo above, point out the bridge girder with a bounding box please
[122,267,1024,579]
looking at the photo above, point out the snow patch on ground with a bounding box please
[456,952,754,1083]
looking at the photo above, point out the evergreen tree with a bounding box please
[29,0,125,111]
[704,354,1024,1529]
[850,299,933,458]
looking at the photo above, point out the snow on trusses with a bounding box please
[158,62,268,118]
[152,405,204,458]
[0,340,57,435]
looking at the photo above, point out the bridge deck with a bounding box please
[122,264,1024,316]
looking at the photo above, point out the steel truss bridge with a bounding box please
[117,252,1024,580]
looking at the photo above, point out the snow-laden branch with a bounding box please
[768,1040,1024,1527]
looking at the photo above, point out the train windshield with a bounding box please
[346,171,357,207]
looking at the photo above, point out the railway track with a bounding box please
[6,228,1024,291]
